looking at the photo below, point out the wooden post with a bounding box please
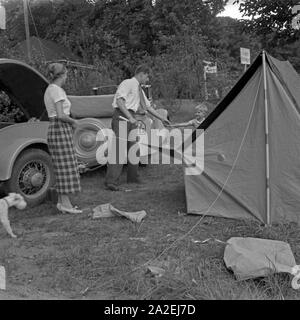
[23,0,31,61]
[262,50,271,225]
[204,66,208,100]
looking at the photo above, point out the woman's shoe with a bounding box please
[56,203,82,214]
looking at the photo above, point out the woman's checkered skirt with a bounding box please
[47,118,81,194]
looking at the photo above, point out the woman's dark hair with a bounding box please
[46,63,67,82]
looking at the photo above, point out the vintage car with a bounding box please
[0,59,167,206]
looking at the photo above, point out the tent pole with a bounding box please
[262,50,271,225]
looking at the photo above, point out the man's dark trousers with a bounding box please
[105,108,139,186]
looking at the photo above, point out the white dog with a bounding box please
[0,193,27,238]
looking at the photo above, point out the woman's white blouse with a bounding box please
[44,84,71,118]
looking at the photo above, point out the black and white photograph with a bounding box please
[0,0,300,303]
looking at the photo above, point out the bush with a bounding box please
[0,30,241,118]
[0,91,25,122]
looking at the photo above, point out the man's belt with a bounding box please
[135,111,147,116]
[129,109,147,116]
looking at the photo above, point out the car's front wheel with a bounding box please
[5,148,55,206]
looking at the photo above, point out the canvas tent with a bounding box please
[185,51,300,224]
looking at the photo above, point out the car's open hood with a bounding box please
[0,59,49,120]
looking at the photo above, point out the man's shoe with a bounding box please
[127,178,144,184]
[105,183,120,191]
[139,162,147,167]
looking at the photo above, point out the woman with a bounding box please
[44,63,82,214]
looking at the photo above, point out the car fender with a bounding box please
[0,137,49,181]
[0,122,49,181]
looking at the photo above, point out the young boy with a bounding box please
[168,103,208,128]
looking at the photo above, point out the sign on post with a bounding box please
[0,266,5,290]
[0,5,6,30]
[204,65,217,74]
[240,48,250,65]
[292,4,300,30]
[240,47,250,72]
[203,60,217,101]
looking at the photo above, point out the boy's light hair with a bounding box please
[195,103,208,113]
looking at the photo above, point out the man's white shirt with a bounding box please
[112,77,151,112]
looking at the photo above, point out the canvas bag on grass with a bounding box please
[224,237,300,289]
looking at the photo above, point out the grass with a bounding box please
[1,103,300,300]
[1,164,300,300]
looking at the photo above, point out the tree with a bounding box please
[234,0,300,39]
[2,0,297,102]
[234,0,300,69]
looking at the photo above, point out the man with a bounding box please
[105,65,170,191]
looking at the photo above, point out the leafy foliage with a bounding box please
[0,0,299,122]
[0,91,25,123]
[234,0,300,71]
[234,0,299,37]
